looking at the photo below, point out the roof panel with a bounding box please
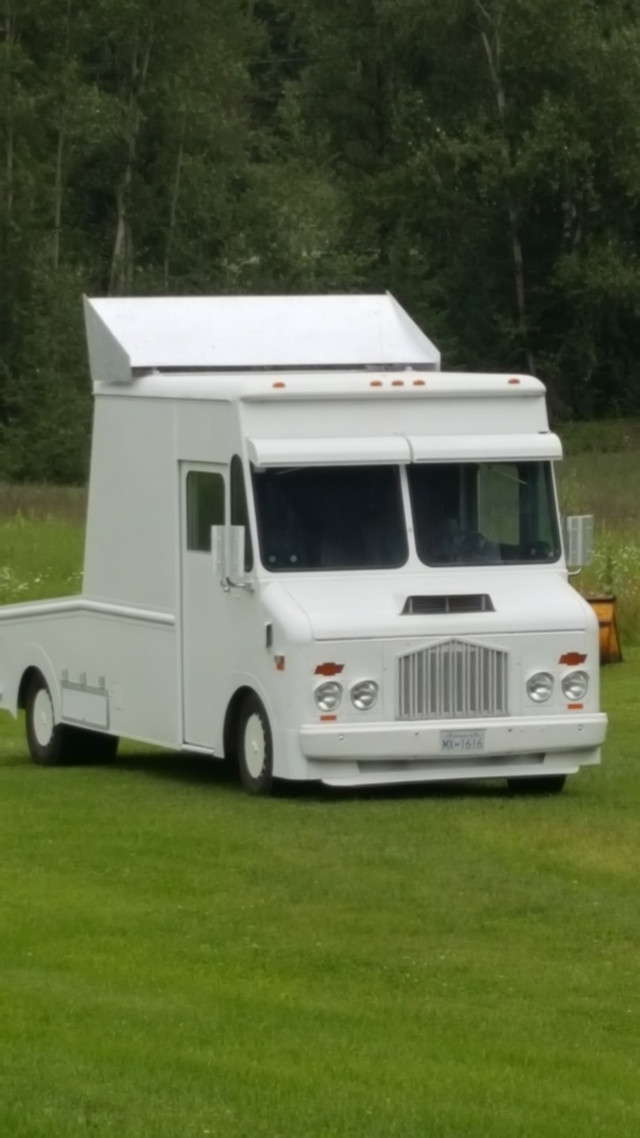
[84,294,440,386]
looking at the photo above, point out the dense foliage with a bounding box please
[2,0,640,481]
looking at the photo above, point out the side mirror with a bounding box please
[228,525,246,582]
[211,525,251,591]
[211,525,226,586]
[564,515,594,569]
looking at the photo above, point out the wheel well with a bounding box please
[223,686,254,761]
[17,667,43,710]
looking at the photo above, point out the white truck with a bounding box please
[0,294,606,793]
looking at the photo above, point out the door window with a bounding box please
[186,471,225,552]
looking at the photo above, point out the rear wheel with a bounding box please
[237,693,274,795]
[25,672,119,766]
[507,775,567,795]
[25,672,72,766]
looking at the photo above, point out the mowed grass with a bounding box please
[0,485,85,604]
[0,467,639,1135]
[1,664,640,1138]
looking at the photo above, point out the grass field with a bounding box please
[0,442,639,1137]
[0,655,638,1135]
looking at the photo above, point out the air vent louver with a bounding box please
[402,594,494,615]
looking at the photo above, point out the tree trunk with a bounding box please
[109,25,154,294]
[475,0,535,375]
[51,0,72,269]
[163,113,186,289]
[2,0,16,236]
[52,124,65,269]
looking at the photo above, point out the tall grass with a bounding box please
[0,482,86,522]
[557,449,640,643]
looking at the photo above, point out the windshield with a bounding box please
[251,465,408,571]
[407,461,561,565]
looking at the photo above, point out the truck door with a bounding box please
[180,462,229,749]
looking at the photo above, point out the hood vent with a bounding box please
[402,594,495,615]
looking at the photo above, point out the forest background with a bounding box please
[2,0,640,483]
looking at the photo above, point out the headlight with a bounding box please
[561,671,589,700]
[314,681,342,712]
[350,680,379,711]
[526,672,554,703]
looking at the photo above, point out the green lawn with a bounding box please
[0,662,638,1134]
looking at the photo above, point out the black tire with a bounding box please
[24,672,119,766]
[237,693,274,795]
[25,672,74,766]
[507,775,567,795]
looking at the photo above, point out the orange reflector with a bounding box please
[567,703,583,710]
[273,381,286,389]
[413,380,426,387]
[559,652,587,665]
[391,380,404,387]
[370,380,383,387]
[275,655,285,671]
[508,377,520,385]
[320,715,337,722]
[314,662,344,676]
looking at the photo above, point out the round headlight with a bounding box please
[314,681,342,712]
[526,671,554,703]
[561,670,589,701]
[350,680,379,711]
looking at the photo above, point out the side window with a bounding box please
[230,455,254,571]
[186,471,225,552]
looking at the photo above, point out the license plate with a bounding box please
[440,730,485,754]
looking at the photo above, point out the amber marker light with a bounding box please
[559,652,587,665]
[275,655,285,671]
[508,377,521,385]
[391,380,404,386]
[320,715,337,722]
[314,662,344,676]
[413,380,426,387]
[567,703,584,710]
[370,380,383,387]
[272,381,286,389]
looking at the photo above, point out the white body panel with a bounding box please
[0,294,606,789]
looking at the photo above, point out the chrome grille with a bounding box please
[397,639,509,721]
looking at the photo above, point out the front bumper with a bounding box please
[299,712,607,786]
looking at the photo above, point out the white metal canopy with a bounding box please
[247,432,561,467]
[247,437,412,467]
[84,294,441,386]
[408,433,562,462]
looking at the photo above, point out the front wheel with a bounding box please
[237,693,274,795]
[507,775,567,795]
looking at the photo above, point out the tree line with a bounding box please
[2,0,640,482]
